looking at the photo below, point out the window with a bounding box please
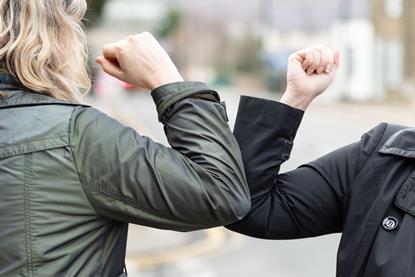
[384,0,403,19]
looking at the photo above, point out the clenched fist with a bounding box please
[281,46,340,110]
[96,32,183,91]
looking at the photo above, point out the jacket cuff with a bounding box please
[151,81,219,123]
[236,95,304,141]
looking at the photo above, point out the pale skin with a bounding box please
[281,46,340,110]
[96,32,183,91]
[96,32,339,111]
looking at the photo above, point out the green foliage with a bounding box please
[236,34,264,74]
[155,9,182,39]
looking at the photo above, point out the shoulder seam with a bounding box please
[68,106,103,218]
[356,123,388,175]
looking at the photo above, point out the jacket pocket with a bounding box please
[0,137,68,159]
[393,171,415,216]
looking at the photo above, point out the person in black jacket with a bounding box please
[228,46,415,277]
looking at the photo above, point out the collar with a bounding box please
[379,128,415,158]
[0,73,89,108]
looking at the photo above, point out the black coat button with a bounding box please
[382,216,399,231]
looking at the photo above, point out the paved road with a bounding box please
[91,88,415,277]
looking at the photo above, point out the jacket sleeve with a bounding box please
[69,82,250,232]
[227,96,386,239]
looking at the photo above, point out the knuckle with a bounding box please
[315,48,323,55]
[114,44,124,53]
[102,43,112,51]
[141,31,153,38]
[127,35,136,42]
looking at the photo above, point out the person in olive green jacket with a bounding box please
[0,1,250,276]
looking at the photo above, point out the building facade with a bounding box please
[403,0,415,98]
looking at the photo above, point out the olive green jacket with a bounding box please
[0,81,250,276]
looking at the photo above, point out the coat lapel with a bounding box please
[379,128,415,158]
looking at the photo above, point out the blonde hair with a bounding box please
[0,0,91,102]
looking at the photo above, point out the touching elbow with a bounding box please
[218,189,251,225]
[233,199,252,222]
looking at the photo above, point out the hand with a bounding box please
[281,46,340,110]
[96,32,184,91]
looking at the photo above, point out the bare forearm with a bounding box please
[280,90,313,111]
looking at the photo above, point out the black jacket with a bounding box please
[228,96,415,277]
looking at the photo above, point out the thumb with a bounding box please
[96,56,125,81]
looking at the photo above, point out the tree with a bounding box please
[235,33,264,74]
[155,8,182,39]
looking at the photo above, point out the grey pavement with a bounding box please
[90,87,415,277]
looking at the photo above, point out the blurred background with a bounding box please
[85,0,415,276]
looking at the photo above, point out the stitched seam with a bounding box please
[400,175,415,198]
[67,107,106,276]
[154,83,211,105]
[80,175,171,219]
[0,135,67,149]
[83,177,146,211]
[68,108,103,215]
[0,140,68,160]
[159,90,217,121]
[166,89,213,105]
[382,146,415,157]
[24,153,35,277]
[81,176,215,231]
[69,108,100,212]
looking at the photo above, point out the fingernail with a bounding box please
[326,65,332,73]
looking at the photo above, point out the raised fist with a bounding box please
[281,46,340,110]
[96,32,183,91]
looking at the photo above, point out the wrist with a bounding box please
[280,91,313,111]
[149,73,184,91]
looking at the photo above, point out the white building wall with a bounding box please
[101,0,167,29]
[327,19,378,101]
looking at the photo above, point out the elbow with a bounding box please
[217,189,252,225]
[233,199,252,222]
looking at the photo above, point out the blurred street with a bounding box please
[90,87,415,277]
[2,0,415,276]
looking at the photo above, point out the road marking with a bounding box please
[126,228,227,270]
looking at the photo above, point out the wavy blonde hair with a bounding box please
[0,0,91,102]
